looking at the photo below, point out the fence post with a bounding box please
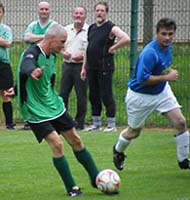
[130,0,139,77]
[143,0,154,46]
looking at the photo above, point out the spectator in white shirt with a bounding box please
[59,6,88,130]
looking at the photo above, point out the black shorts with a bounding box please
[28,111,76,143]
[0,62,14,90]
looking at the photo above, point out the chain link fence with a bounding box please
[0,0,189,127]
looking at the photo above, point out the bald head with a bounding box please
[37,1,51,21]
[38,1,50,9]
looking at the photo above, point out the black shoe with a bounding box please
[68,186,83,197]
[6,124,16,130]
[113,145,126,170]
[75,123,84,130]
[178,158,190,169]
[76,126,84,131]
[20,123,31,130]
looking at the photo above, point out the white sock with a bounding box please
[115,134,131,152]
[107,117,115,128]
[175,131,189,162]
[92,116,102,127]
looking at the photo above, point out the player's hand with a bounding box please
[61,51,71,60]
[108,46,115,54]
[72,54,83,62]
[31,67,44,80]
[3,87,15,97]
[166,69,178,81]
[80,68,86,81]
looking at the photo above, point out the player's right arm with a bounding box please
[20,45,43,80]
[136,49,178,85]
[144,69,178,85]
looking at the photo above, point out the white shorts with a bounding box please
[125,83,181,129]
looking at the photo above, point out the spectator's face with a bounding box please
[0,7,4,22]
[156,28,175,49]
[95,4,108,24]
[73,7,86,24]
[37,2,50,21]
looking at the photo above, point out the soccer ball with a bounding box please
[95,169,121,194]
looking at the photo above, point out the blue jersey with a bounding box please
[128,39,173,94]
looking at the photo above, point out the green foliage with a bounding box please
[1,128,190,200]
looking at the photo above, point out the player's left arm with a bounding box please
[108,26,130,54]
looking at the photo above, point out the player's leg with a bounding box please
[62,127,99,187]
[164,108,189,169]
[54,111,99,187]
[157,84,189,169]
[29,121,82,197]
[1,91,14,129]
[113,127,141,170]
[45,131,81,194]
[113,89,155,170]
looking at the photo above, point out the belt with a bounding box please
[65,62,83,65]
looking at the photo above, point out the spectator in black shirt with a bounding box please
[81,1,130,132]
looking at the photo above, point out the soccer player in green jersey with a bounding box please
[16,24,99,197]
[21,1,58,130]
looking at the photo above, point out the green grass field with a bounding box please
[0,128,190,200]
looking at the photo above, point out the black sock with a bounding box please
[2,102,13,125]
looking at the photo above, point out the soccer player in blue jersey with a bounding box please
[113,18,190,170]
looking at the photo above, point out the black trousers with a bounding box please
[59,62,87,129]
[87,69,116,118]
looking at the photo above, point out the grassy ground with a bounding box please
[0,128,190,200]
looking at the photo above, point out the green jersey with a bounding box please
[0,23,13,64]
[23,19,57,45]
[17,44,65,123]
[23,20,57,73]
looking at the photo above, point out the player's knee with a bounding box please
[132,129,141,138]
[128,127,141,139]
[176,117,186,130]
[73,136,83,148]
[70,135,83,151]
[52,140,63,154]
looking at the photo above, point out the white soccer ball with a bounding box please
[95,169,121,194]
